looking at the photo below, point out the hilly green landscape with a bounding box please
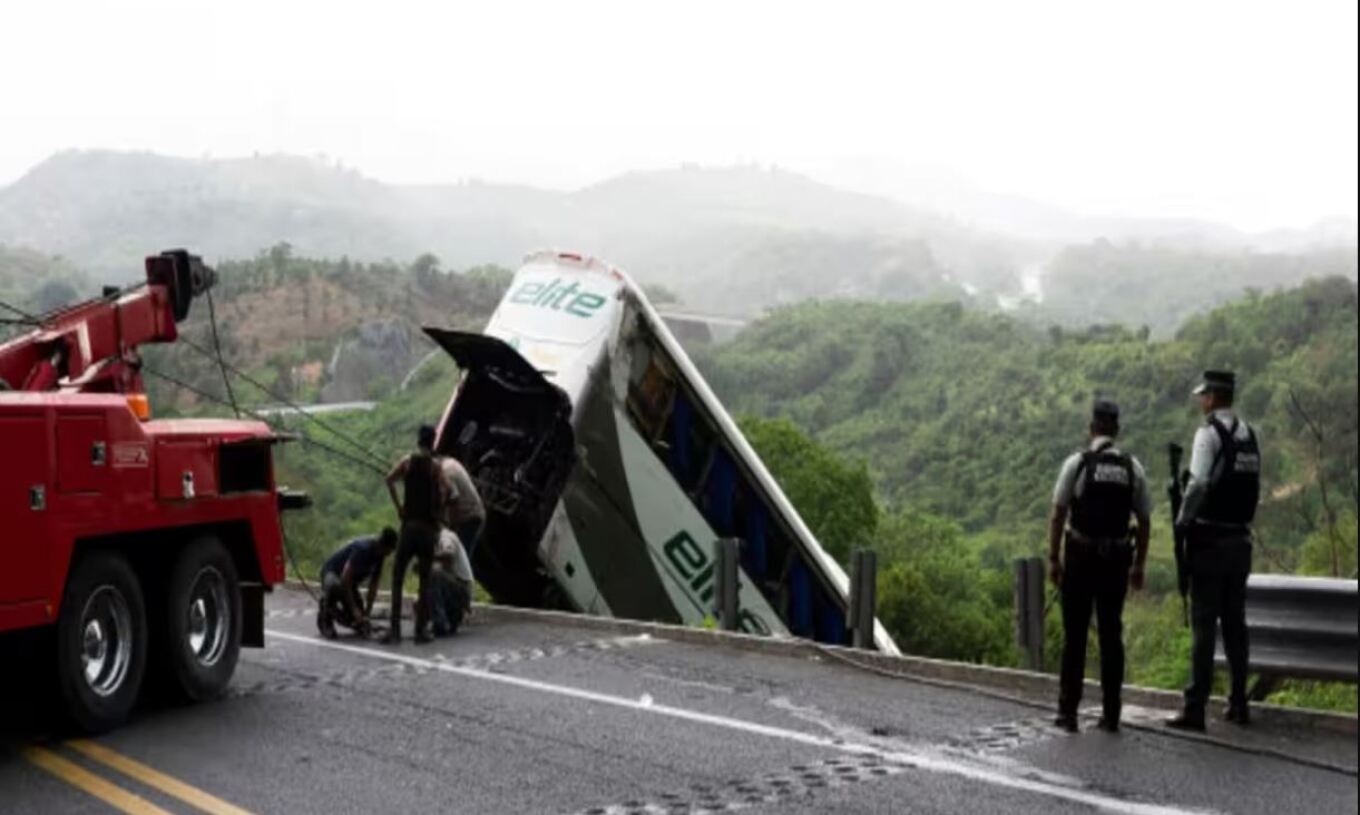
[4,215,1355,712]
[25,245,1331,712]
[3,151,1354,328]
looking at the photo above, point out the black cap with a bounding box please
[1092,398,1120,420]
[417,423,437,449]
[1192,370,1236,396]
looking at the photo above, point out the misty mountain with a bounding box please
[1,150,1354,321]
[1027,240,1358,335]
[810,159,1359,252]
[0,151,1034,313]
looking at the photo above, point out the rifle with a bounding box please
[1167,442,1189,626]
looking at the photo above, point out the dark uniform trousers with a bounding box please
[1059,539,1132,719]
[1184,532,1252,713]
[390,520,439,637]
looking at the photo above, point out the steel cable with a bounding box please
[174,335,388,469]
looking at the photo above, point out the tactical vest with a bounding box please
[1069,441,1136,539]
[1199,417,1260,526]
[404,452,441,525]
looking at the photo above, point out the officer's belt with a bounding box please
[1065,528,1133,549]
[1187,521,1251,540]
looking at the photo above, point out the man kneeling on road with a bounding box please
[431,528,475,637]
[318,527,398,639]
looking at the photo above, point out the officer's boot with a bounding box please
[1165,707,1206,732]
[1097,704,1120,733]
[1223,703,1250,726]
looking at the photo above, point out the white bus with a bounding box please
[427,250,898,654]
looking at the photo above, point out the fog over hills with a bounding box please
[0,149,1354,322]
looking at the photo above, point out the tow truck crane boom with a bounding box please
[0,249,215,393]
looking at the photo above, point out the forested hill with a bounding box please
[695,276,1358,568]
[0,244,88,320]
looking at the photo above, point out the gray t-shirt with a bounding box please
[437,527,475,584]
[1052,436,1153,517]
[441,457,485,525]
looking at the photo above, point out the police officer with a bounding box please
[1048,399,1151,733]
[1167,370,1261,731]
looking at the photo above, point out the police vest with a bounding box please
[404,452,442,525]
[1199,417,1260,526]
[1069,442,1136,539]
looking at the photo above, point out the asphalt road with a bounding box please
[2,587,1355,814]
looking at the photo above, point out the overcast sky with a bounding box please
[2,0,1355,231]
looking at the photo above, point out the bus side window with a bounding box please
[625,347,677,447]
[739,496,769,580]
[700,448,737,536]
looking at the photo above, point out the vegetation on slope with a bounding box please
[4,242,1353,710]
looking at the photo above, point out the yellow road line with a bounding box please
[20,746,173,815]
[67,739,257,815]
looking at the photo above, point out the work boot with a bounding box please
[316,609,337,640]
[380,630,401,645]
[1053,713,1079,733]
[1165,709,1206,732]
[1223,704,1251,726]
[414,629,434,645]
[1096,716,1119,733]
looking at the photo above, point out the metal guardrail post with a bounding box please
[1013,557,1045,671]
[713,537,741,632]
[848,549,878,650]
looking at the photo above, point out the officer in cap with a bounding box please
[1167,370,1262,731]
[1048,399,1152,733]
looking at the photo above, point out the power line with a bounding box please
[0,299,37,321]
[142,365,386,476]
[204,286,241,418]
[2,288,390,474]
[175,334,389,469]
[2,290,390,471]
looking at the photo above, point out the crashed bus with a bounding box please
[426,251,898,654]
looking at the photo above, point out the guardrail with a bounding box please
[1218,575,1359,699]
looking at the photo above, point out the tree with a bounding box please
[739,415,878,564]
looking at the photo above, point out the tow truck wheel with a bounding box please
[56,552,148,733]
[165,537,241,702]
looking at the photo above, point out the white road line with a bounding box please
[265,629,1215,815]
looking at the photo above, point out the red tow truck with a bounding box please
[0,250,302,731]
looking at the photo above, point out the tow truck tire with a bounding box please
[56,552,148,733]
[165,537,241,702]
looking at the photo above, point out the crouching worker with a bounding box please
[431,528,475,637]
[317,527,398,639]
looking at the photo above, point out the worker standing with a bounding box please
[1048,399,1151,733]
[382,424,448,645]
[1168,371,1261,731]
